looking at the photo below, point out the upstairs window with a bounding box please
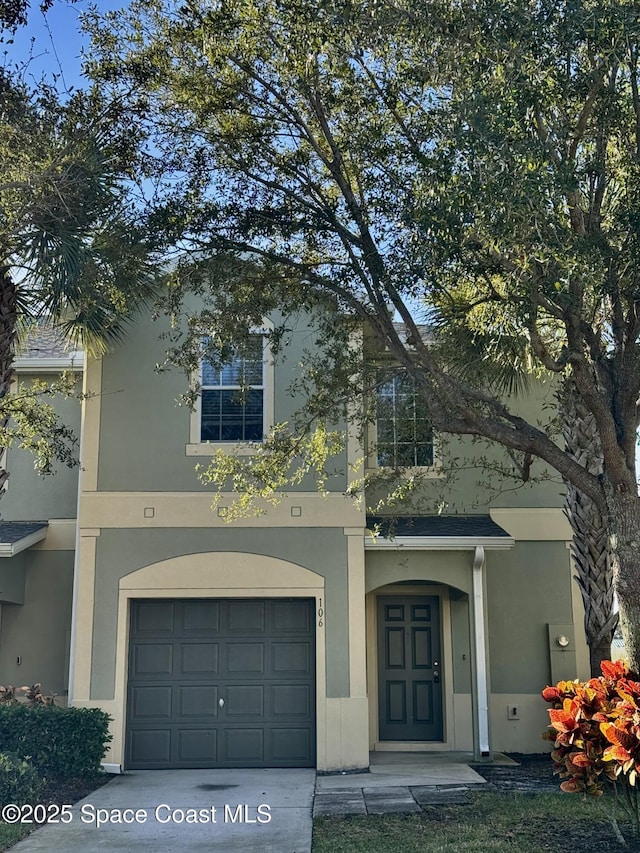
[376,372,434,467]
[200,336,265,442]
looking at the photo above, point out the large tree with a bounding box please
[86,0,640,668]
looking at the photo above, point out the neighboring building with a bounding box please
[0,327,83,703]
[0,313,589,772]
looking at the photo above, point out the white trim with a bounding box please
[472,546,490,757]
[188,323,275,450]
[365,535,514,550]
[0,527,48,557]
[101,763,122,774]
[14,353,84,372]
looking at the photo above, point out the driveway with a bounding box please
[7,768,315,852]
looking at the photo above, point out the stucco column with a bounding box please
[68,530,99,703]
[471,546,491,758]
[337,527,369,770]
[68,356,102,702]
[345,529,367,697]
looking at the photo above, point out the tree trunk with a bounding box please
[0,266,18,495]
[589,635,615,679]
[562,380,617,676]
[609,491,640,675]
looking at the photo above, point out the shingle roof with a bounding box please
[0,521,48,544]
[366,515,511,539]
[392,322,435,344]
[17,324,69,359]
[0,521,48,556]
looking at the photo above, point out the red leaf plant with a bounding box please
[543,660,640,843]
[543,661,640,793]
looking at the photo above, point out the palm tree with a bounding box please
[430,320,617,676]
[0,70,157,491]
[562,379,618,675]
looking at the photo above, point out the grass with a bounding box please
[0,822,30,851]
[312,791,633,852]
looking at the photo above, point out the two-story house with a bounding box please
[0,312,587,772]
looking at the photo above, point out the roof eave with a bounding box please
[364,535,515,550]
[14,353,85,373]
[0,527,48,557]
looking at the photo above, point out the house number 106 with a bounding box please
[318,598,324,627]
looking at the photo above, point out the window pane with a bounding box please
[200,335,264,443]
[220,390,245,440]
[201,389,222,441]
[241,337,264,384]
[415,443,434,467]
[201,389,264,442]
[202,336,264,387]
[218,361,244,385]
[202,358,220,386]
[243,389,264,440]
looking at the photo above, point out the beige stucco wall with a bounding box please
[71,543,370,772]
[94,311,349,494]
[83,526,353,700]
[363,518,585,756]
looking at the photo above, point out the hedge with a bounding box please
[0,753,42,806]
[0,705,112,780]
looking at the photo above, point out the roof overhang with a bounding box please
[0,522,49,557]
[14,353,85,373]
[365,515,515,551]
[365,535,515,550]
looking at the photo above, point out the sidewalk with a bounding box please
[313,751,493,817]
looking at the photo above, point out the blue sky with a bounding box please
[7,1,122,92]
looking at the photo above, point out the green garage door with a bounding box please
[126,598,316,769]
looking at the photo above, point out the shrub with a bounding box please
[0,753,42,806]
[543,659,640,844]
[0,683,57,706]
[0,705,112,781]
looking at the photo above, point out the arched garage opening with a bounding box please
[113,552,325,769]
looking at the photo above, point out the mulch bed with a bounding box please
[38,773,112,809]
[472,752,561,793]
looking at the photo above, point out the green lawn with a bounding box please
[0,822,31,851]
[313,791,630,852]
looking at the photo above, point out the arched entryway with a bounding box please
[366,581,469,752]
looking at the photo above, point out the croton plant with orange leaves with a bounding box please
[542,660,640,796]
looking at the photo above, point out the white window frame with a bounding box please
[186,323,275,456]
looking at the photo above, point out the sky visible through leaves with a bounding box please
[6,0,121,91]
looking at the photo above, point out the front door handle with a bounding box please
[219,698,225,708]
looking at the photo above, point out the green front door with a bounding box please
[377,595,443,741]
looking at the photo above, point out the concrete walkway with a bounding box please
[8,768,315,852]
[314,752,502,817]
